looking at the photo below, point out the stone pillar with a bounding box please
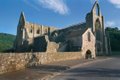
[41,25,43,35]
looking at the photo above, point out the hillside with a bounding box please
[0,33,15,52]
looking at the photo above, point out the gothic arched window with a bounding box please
[95,19,101,30]
[95,4,100,16]
[95,19,101,41]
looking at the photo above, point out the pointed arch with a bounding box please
[85,50,92,59]
[95,18,102,41]
[18,12,26,27]
[92,1,101,16]
[95,18,101,30]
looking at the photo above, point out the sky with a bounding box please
[0,0,120,35]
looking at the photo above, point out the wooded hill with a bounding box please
[105,27,120,52]
[0,33,15,52]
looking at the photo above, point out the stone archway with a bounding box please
[95,19,102,41]
[85,50,92,59]
[95,19,103,54]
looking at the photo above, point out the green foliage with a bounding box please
[105,27,120,52]
[0,33,15,52]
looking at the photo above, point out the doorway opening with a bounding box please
[85,50,92,59]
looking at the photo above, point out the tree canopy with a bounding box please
[105,27,120,52]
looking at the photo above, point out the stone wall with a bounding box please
[0,53,27,74]
[81,28,96,58]
[24,23,57,39]
[0,52,82,75]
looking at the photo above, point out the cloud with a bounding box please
[24,0,69,15]
[108,0,120,8]
[105,21,116,27]
[38,0,69,15]
[24,0,41,12]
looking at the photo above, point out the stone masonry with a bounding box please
[0,52,83,75]
[13,1,109,56]
[0,1,110,75]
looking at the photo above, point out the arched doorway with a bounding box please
[85,50,92,59]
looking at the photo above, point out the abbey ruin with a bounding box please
[0,1,112,75]
[14,1,109,59]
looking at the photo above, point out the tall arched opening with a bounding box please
[95,19,103,54]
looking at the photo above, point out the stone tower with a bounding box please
[14,12,26,51]
[86,1,108,55]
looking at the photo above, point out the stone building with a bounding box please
[14,1,109,58]
[14,12,57,52]
[86,1,108,55]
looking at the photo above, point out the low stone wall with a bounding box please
[0,52,83,75]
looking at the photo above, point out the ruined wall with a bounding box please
[24,23,57,39]
[0,52,82,75]
[81,28,96,58]
[0,53,29,74]
[14,21,57,52]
